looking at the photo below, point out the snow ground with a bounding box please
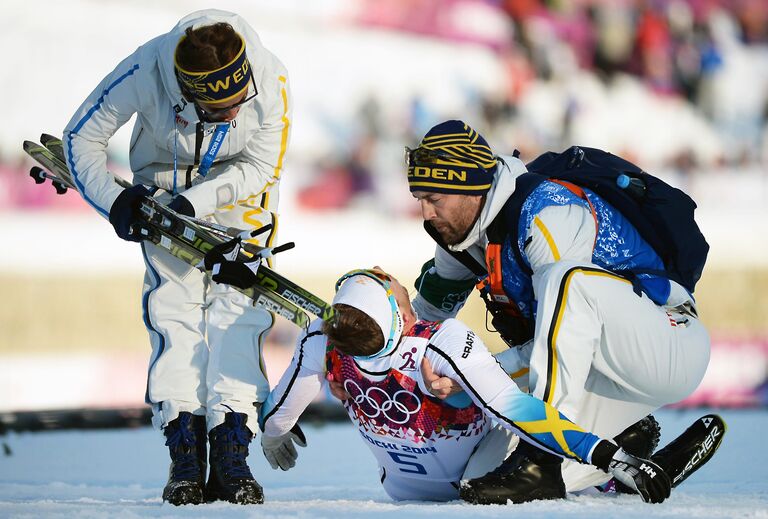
[0,408,766,518]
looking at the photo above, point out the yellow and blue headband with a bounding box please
[333,269,404,361]
[174,34,253,105]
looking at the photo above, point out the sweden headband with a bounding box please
[174,33,253,105]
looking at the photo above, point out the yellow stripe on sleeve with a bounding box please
[273,76,290,180]
[534,215,560,261]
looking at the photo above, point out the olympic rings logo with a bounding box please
[343,379,422,424]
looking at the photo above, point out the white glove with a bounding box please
[261,424,307,471]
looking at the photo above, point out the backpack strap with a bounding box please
[499,172,549,277]
[548,179,599,248]
[474,174,546,345]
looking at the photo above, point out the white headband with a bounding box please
[333,272,404,360]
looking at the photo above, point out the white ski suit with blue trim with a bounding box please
[63,9,292,432]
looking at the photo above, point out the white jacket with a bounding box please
[63,9,292,236]
[413,154,694,322]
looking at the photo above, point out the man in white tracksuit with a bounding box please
[63,9,292,505]
[258,268,671,504]
[406,120,710,503]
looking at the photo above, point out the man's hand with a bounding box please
[326,373,350,401]
[421,357,462,399]
[261,424,307,471]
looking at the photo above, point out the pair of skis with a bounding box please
[23,134,332,329]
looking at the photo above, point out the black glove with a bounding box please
[203,237,261,289]
[108,184,151,242]
[609,448,671,504]
[167,195,195,217]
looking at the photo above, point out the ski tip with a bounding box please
[22,140,42,150]
[40,133,60,145]
[701,414,727,433]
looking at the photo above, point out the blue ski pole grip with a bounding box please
[616,173,646,199]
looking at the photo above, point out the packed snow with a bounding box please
[1,408,766,518]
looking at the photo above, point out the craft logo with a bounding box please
[462,331,476,358]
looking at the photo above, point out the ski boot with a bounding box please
[459,441,566,504]
[162,412,207,506]
[614,415,661,459]
[205,412,264,504]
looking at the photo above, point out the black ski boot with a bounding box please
[162,412,207,506]
[206,412,264,504]
[611,415,662,494]
[614,415,661,459]
[460,441,566,504]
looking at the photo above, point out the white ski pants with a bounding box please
[141,241,273,433]
[524,260,710,491]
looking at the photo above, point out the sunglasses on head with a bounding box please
[404,146,489,170]
[334,268,393,292]
[367,268,393,283]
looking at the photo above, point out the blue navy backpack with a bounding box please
[507,145,709,294]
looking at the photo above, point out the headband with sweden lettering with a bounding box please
[174,32,254,105]
[406,120,498,196]
[332,270,404,361]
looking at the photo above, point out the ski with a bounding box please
[39,134,240,240]
[652,413,726,489]
[25,141,311,328]
[133,218,311,328]
[611,413,726,495]
[37,135,333,322]
[23,137,328,328]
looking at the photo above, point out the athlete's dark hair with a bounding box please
[322,304,383,357]
[176,22,242,72]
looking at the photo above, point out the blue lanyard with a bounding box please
[198,123,230,178]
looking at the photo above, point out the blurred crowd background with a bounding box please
[1,0,766,414]
[2,0,767,214]
[297,0,768,213]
